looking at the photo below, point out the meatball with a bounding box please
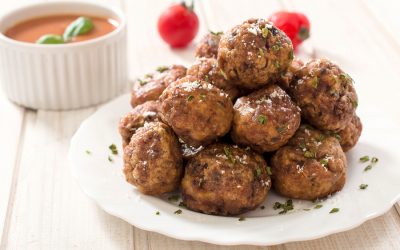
[118,100,161,147]
[181,143,271,215]
[131,65,187,107]
[218,18,293,89]
[159,78,233,147]
[231,84,301,153]
[333,115,362,152]
[123,122,183,195]
[195,31,222,58]
[277,58,304,91]
[187,57,240,100]
[271,125,347,200]
[291,58,358,131]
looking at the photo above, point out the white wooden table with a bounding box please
[1,0,400,249]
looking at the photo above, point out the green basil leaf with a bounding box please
[36,34,64,44]
[63,17,94,41]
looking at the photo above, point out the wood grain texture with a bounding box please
[0,0,399,249]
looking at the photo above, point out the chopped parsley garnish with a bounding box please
[156,66,169,73]
[174,209,182,215]
[108,156,113,162]
[109,144,118,155]
[85,150,91,155]
[223,146,235,164]
[274,61,281,69]
[310,77,318,88]
[238,216,245,221]
[359,184,368,190]
[204,74,209,82]
[210,31,223,36]
[371,157,379,163]
[289,50,294,60]
[299,142,307,150]
[257,115,267,125]
[266,166,272,176]
[255,167,262,177]
[352,100,358,109]
[187,95,194,101]
[259,48,264,56]
[303,208,311,211]
[364,165,373,172]
[273,200,294,214]
[359,155,370,163]
[314,204,323,209]
[332,133,341,140]
[320,158,329,166]
[329,208,340,213]
[304,151,316,159]
[155,211,160,215]
[168,194,180,202]
[261,27,269,38]
[271,45,280,51]
[316,135,325,142]
[138,78,148,86]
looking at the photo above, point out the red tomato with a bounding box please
[157,2,199,48]
[268,11,310,50]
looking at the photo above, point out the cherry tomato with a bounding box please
[157,2,199,48]
[268,11,310,50]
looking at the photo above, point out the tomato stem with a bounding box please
[298,26,310,41]
[181,0,194,11]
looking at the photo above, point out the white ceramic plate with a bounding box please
[69,93,400,246]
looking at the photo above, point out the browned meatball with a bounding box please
[118,100,161,147]
[291,58,358,131]
[187,57,240,100]
[231,84,301,153]
[332,115,362,152]
[159,78,233,147]
[218,18,293,89]
[123,122,183,195]
[131,65,187,107]
[195,31,222,58]
[271,125,347,200]
[181,143,271,215]
[277,58,304,91]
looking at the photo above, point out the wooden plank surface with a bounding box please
[0,0,399,249]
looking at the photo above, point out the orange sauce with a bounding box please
[4,15,118,43]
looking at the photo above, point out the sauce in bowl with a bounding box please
[4,15,118,44]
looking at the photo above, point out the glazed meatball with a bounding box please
[123,122,183,195]
[218,18,294,89]
[291,58,358,131]
[159,78,233,147]
[195,31,222,58]
[131,65,187,107]
[333,115,362,152]
[271,125,347,200]
[118,100,161,147]
[231,84,301,153]
[277,58,304,91]
[181,143,271,215]
[187,57,240,100]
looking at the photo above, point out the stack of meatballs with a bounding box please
[119,18,362,216]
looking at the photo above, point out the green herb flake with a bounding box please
[210,31,223,36]
[138,79,148,86]
[156,66,169,73]
[257,115,267,125]
[266,166,272,176]
[109,144,118,155]
[155,211,160,215]
[274,61,281,69]
[299,142,307,150]
[314,204,323,209]
[364,165,373,172]
[168,194,180,202]
[289,50,294,60]
[303,208,311,211]
[359,184,368,190]
[108,156,113,162]
[255,167,262,177]
[359,156,370,163]
[200,94,207,100]
[310,77,319,88]
[304,151,316,159]
[224,146,236,164]
[332,133,341,140]
[371,157,379,164]
[174,209,182,215]
[273,200,294,214]
[238,216,246,221]
[259,48,264,56]
[187,95,194,102]
[329,208,340,214]
[320,158,329,166]
[352,100,358,109]
[277,125,287,134]
[271,45,280,51]
[261,27,269,38]
[85,150,91,155]
[316,135,325,142]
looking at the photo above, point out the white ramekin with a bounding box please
[0,1,127,110]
